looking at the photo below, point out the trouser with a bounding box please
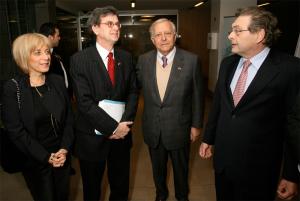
[148,140,190,201]
[79,147,130,201]
[22,162,70,201]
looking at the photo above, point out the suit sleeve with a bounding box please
[56,77,74,151]
[282,59,300,181]
[1,80,50,164]
[202,61,224,145]
[70,54,118,136]
[283,86,300,182]
[135,55,144,90]
[120,53,139,122]
[282,144,300,183]
[191,57,204,128]
[286,90,300,163]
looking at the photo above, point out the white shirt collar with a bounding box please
[96,42,114,66]
[157,47,176,66]
[239,47,270,70]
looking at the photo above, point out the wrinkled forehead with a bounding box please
[153,21,174,33]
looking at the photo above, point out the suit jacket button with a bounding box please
[232,114,236,119]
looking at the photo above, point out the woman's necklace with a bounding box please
[34,86,43,97]
[30,74,45,97]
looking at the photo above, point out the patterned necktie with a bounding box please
[107,52,115,86]
[233,59,251,106]
[162,56,168,68]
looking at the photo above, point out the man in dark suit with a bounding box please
[39,22,71,95]
[70,6,138,201]
[136,18,204,201]
[199,7,300,200]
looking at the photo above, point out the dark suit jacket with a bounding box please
[202,49,300,183]
[136,48,204,150]
[1,74,74,164]
[48,52,73,95]
[49,52,65,78]
[287,92,300,163]
[70,46,138,162]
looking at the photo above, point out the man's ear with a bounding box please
[256,28,266,44]
[91,25,98,35]
[48,35,54,41]
[151,37,155,45]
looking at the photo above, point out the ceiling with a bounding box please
[56,0,206,14]
[55,0,285,16]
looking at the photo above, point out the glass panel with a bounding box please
[56,10,177,66]
[55,8,79,67]
[79,14,177,63]
[118,15,177,62]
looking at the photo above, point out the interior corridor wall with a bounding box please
[178,1,211,86]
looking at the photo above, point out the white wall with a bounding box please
[208,0,256,91]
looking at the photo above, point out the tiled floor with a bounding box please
[1,97,299,201]
[0,97,216,201]
[0,139,215,201]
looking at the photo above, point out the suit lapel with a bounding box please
[236,51,280,108]
[114,50,124,91]
[162,49,184,103]
[91,46,113,88]
[19,78,37,136]
[147,51,161,103]
[224,56,240,109]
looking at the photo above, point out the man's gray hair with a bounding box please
[149,18,176,38]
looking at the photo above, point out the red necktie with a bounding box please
[107,52,115,86]
[233,59,251,106]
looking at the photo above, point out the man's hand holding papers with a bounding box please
[109,121,133,139]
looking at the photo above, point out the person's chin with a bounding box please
[111,34,119,40]
[42,67,50,73]
[231,48,238,54]
[160,47,172,53]
[111,38,119,43]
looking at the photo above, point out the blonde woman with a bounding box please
[1,33,74,200]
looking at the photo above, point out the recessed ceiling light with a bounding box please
[131,0,135,8]
[257,2,270,7]
[140,19,152,22]
[194,1,204,7]
[141,15,155,18]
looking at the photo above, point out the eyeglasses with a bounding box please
[100,21,122,28]
[153,32,175,39]
[228,28,249,36]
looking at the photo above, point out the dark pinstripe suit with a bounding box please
[70,45,138,201]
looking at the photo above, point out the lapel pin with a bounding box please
[117,62,121,66]
[177,67,182,70]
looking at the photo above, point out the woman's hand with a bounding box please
[49,149,68,167]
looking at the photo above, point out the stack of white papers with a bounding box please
[95,99,125,135]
